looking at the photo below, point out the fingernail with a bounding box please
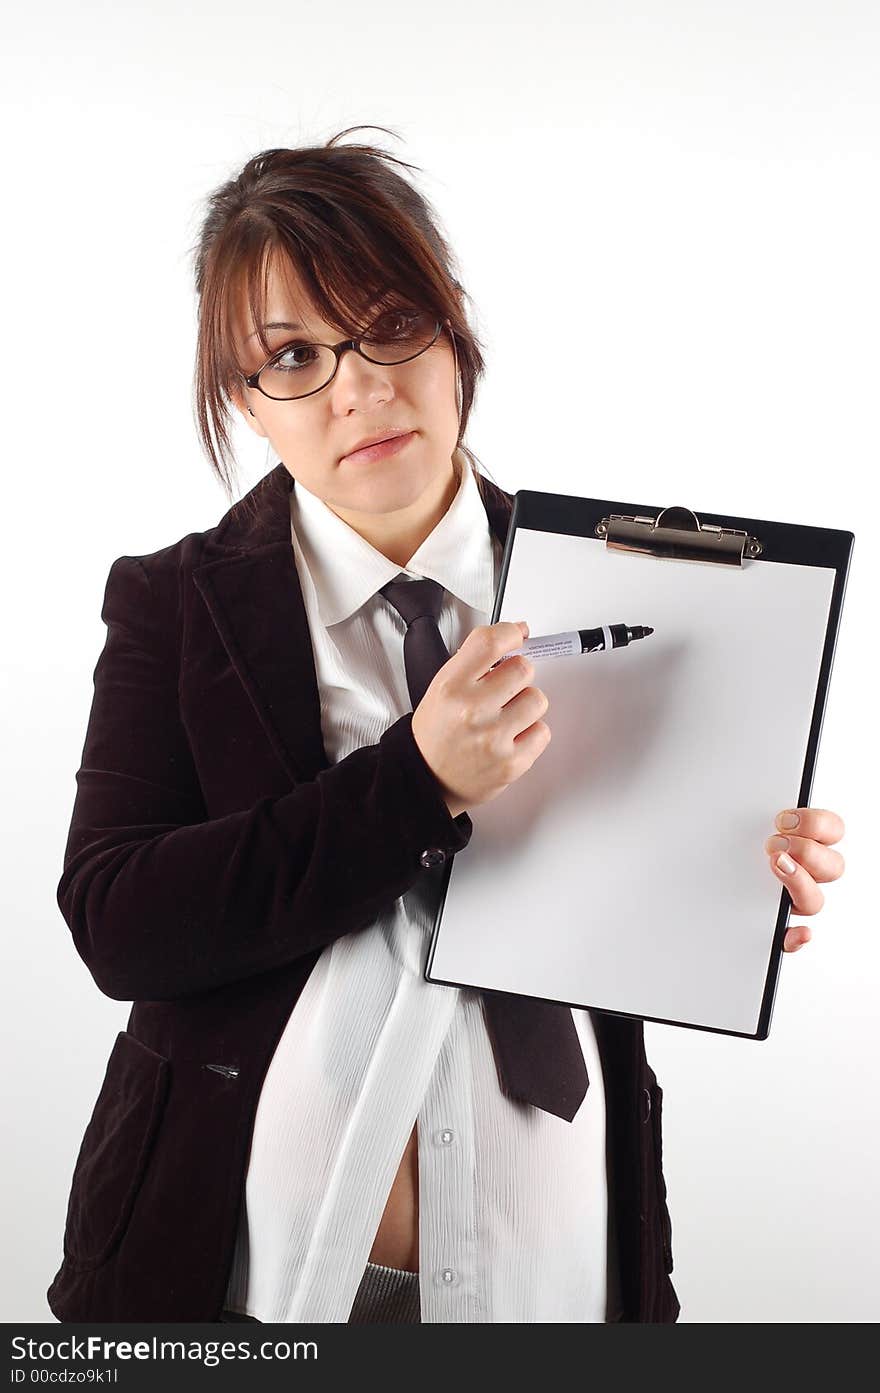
[778,811,800,830]
[767,836,790,853]
[776,853,796,875]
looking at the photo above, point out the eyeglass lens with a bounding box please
[257,310,441,400]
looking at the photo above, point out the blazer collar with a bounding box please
[191,462,514,785]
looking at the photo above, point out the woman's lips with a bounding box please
[342,430,417,464]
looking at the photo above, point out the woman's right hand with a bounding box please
[411,621,551,818]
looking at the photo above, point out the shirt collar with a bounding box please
[289,448,497,627]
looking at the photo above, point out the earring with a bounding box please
[248,408,254,416]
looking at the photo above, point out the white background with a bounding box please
[1,0,875,1323]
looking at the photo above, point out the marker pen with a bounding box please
[495,624,654,664]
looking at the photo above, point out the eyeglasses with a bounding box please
[241,310,447,402]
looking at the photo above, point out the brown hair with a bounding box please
[188,125,495,516]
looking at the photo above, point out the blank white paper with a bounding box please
[428,525,837,1036]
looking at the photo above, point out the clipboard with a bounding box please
[424,492,854,1040]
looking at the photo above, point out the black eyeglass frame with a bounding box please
[241,314,451,402]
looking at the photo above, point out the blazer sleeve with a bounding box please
[57,554,473,1002]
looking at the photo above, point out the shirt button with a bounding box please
[419,847,447,869]
[436,1128,455,1146]
[440,1268,457,1284]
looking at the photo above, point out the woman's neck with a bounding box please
[331,455,462,568]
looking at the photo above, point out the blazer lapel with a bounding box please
[191,462,514,788]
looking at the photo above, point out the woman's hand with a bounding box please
[765,807,846,952]
[412,620,551,818]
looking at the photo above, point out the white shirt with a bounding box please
[222,451,612,1322]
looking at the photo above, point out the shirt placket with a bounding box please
[417,997,480,1322]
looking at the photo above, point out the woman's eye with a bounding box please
[367,311,415,340]
[274,345,319,371]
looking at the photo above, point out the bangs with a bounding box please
[220,225,446,385]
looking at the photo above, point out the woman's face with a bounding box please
[230,252,461,539]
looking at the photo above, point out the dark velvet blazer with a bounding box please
[47,461,680,1323]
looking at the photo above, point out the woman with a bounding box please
[48,127,845,1325]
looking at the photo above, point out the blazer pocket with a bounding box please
[62,1030,170,1271]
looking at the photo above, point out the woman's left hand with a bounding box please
[765,807,846,952]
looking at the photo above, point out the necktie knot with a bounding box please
[379,576,445,629]
[378,576,449,712]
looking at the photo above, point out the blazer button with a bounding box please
[419,847,447,869]
[642,1087,652,1122]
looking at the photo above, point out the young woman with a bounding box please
[48,126,845,1325]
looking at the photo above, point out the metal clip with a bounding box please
[597,505,762,566]
[204,1062,240,1078]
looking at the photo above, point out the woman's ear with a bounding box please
[230,386,265,432]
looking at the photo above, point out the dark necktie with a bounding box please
[379,574,589,1123]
